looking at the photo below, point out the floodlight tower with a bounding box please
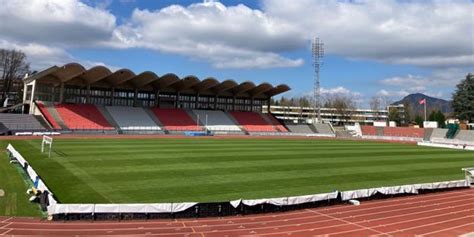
[312,37,324,123]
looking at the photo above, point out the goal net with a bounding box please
[41,135,53,158]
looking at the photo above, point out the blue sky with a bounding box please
[0,0,472,107]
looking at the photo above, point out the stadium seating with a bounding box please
[429,128,448,140]
[192,110,241,132]
[152,108,202,131]
[229,112,277,132]
[383,127,425,138]
[360,126,377,136]
[454,130,474,142]
[36,101,61,129]
[312,123,334,134]
[260,113,288,132]
[285,124,315,134]
[0,113,46,131]
[105,106,161,131]
[55,104,114,130]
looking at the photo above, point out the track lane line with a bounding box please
[419,222,474,236]
[306,209,388,236]
[382,215,474,236]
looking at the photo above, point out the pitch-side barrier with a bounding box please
[5,144,471,220]
[418,141,474,151]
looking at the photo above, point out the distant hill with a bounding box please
[392,93,452,114]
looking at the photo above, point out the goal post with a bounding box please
[41,135,53,158]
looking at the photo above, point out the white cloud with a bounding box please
[0,40,118,72]
[378,68,468,99]
[0,0,471,71]
[376,89,410,98]
[0,0,119,70]
[320,86,364,105]
[262,0,474,68]
[111,1,305,69]
[0,0,116,46]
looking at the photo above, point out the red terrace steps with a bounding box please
[35,101,61,129]
[361,125,377,136]
[54,104,114,130]
[151,108,202,131]
[229,111,277,132]
[361,125,425,138]
[383,127,425,138]
[263,113,288,132]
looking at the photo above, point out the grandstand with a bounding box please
[16,63,295,135]
[5,61,469,145]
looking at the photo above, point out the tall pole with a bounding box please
[424,101,427,122]
[312,37,324,123]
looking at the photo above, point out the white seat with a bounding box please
[105,106,161,131]
[192,110,241,131]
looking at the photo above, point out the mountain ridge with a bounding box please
[392,93,452,114]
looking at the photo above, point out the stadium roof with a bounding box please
[25,63,290,99]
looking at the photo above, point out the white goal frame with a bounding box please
[41,135,53,158]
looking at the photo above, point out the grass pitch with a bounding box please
[2,138,473,204]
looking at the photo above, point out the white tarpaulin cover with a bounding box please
[7,144,27,166]
[340,180,469,201]
[7,144,58,207]
[418,141,474,151]
[47,203,198,215]
[230,191,338,208]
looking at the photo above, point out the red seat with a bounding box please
[265,113,288,132]
[361,126,377,135]
[151,108,202,131]
[55,104,113,130]
[36,101,61,129]
[230,112,277,132]
[383,127,425,138]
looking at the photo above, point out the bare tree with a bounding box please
[0,49,29,105]
[324,94,356,125]
[369,96,381,120]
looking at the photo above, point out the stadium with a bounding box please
[0,60,473,235]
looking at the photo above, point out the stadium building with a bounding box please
[23,63,290,113]
[13,63,340,135]
[265,104,406,125]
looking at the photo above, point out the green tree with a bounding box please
[452,73,474,121]
[415,115,424,127]
[435,110,446,128]
[388,107,401,125]
[428,111,437,121]
[403,102,413,125]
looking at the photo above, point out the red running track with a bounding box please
[0,188,473,236]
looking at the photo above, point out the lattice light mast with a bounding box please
[312,37,324,123]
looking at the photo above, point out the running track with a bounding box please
[0,188,472,236]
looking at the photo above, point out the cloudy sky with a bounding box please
[0,0,472,106]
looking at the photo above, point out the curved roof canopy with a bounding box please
[25,63,290,99]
